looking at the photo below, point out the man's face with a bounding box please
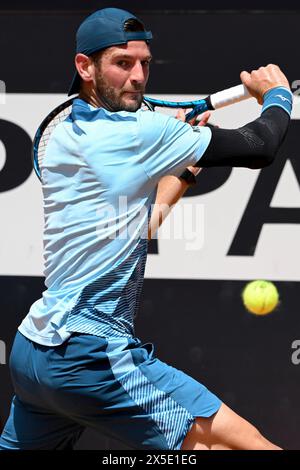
[94,41,152,112]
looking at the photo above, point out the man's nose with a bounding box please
[130,62,145,83]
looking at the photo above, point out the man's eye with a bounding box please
[117,61,129,68]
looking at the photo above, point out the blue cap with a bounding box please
[68,8,152,96]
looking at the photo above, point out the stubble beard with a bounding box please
[95,73,144,112]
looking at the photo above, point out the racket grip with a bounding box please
[210,84,251,110]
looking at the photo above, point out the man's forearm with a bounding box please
[198,87,292,169]
[147,110,210,239]
[148,175,191,240]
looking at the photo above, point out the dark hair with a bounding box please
[89,49,103,65]
[123,18,146,32]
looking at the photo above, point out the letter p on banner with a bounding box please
[0,80,6,104]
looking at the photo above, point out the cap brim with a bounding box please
[68,70,81,96]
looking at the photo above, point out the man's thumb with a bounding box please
[240,70,251,87]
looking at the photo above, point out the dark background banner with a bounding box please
[0,12,298,93]
[0,5,299,450]
[1,1,300,11]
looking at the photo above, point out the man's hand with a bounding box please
[240,64,290,105]
[176,109,211,126]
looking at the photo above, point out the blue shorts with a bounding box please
[0,331,221,450]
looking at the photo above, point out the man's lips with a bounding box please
[123,91,144,95]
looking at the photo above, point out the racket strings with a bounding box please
[37,105,72,173]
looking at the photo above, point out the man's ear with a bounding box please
[75,53,94,84]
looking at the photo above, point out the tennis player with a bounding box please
[0,8,292,450]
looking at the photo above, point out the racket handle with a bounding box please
[210,84,251,110]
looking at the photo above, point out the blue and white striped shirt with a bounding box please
[19,98,211,346]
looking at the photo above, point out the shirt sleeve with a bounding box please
[136,110,212,181]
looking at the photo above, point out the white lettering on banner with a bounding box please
[0,80,5,104]
[291,340,300,365]
[0,94,299,280]
[270,160,300,207]
[0,340,6,365]
[0,140,5,172]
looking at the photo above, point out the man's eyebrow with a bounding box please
[111,53,152,61]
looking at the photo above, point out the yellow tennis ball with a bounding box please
[242,280,279,315]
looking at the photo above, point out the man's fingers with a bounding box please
[197,111,211,126]
[240,65,290,105]
[176,108,186,122]
[177,109,211,127]
[240,70,251,88]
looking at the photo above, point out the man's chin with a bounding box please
[121,93,143,111]
[121,99,143,112]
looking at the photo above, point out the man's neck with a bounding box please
[78,89,108,110]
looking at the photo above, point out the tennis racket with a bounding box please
[32,83,251,181]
